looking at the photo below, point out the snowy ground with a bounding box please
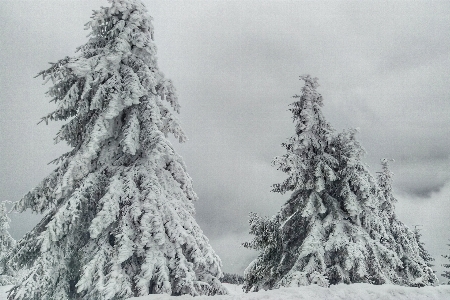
[127,283,450,300]
[0,286,12,300]
[1,283,449,299]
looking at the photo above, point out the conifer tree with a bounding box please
[0,202,16,286]
[243,75,437,292]
[377,160,437,286]
[413,227,434,269]
[442,240,450,284]
[7,1,226,299]
[220,273,244,285]
[244,75,337,291]
[377,159,396,219]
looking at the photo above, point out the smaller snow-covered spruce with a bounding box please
[377,160,437,287]
[243,75,438,292]
[6,0,226,299]
[0,202,16,286]
[443,240,450,284]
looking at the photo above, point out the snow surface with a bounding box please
[0,286,12,300]
[1,283,450,299]
[126,283,450,300]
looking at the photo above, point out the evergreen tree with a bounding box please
[442,240,450,284]
[220,273,244,285]
[7,1,226,299]
[0,202,16,286]
[413,226,434,269]
[377,159,396,219]
[377,160,438,286]
[243,75,437,292]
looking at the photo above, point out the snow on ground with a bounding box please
[0,286,12,300]
[221,284,245,295]
[128,283,450,300]
[1,283,449,299]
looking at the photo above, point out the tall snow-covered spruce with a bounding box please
[7,1,226,299]
[243,75,437,292]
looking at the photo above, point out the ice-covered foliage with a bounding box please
[377,159,396,218]
[243,75,438,292]
[0,203,16,286]
[377,161,437,287]
[413,227,434,269]
[7,1,225,299]
[443,240,450,284]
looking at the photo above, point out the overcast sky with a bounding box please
[0,0,449,282]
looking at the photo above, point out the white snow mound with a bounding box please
[2,283,450,300]
[126,283,450,300]
[0,286,12,300]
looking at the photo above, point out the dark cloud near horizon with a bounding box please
[1,0,449,280]
[406,183,446,199]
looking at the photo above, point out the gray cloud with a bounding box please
[406,183,447,199]
[391,158,450,198]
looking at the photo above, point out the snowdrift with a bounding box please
[1,283,450,300]
[127,283,450,300]
[0,286,11,300]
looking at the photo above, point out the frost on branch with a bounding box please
[7,1,226,299]
[243,75,437,292]
[0,202,17,286]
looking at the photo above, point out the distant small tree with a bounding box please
[377,160,437,287]
[443,240,450,284]
[377,159,396,219]
[0,202,16,285]
[220,273,244,285]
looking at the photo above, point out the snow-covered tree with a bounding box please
[7,1,226,299]
[377,160,437,287]
[243,75,336,290]
[0,202,16,286]
[413,227,434,269]
[243,75,437,292]
[220,273,244,285]
[442,240,450,284]
[377,159,396,219]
